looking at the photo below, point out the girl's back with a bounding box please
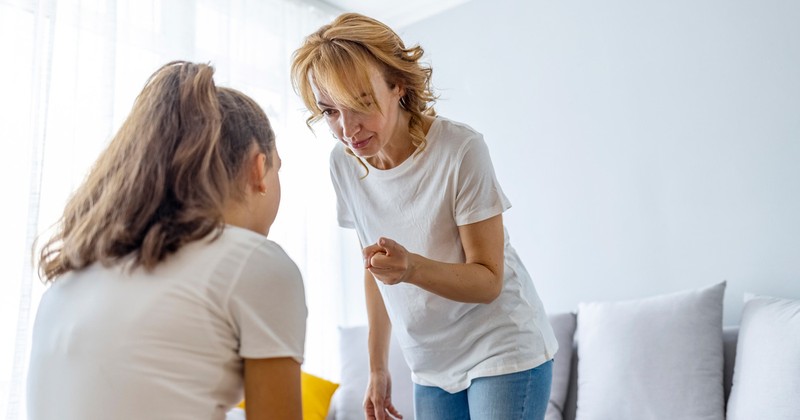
[27,225,306,420]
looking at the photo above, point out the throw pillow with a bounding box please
[225,407,245,420]
[575,282,726,420]
[726,294,800,420]
[330,325,415,420]
[302,371,339,420]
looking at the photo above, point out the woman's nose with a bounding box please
[340,110,360,139]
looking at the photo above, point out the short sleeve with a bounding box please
[227,241,307,362]
[454,135,511,226]
[330,147,356,229]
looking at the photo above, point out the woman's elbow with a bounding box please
[478,271,503,304]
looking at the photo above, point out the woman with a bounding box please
[291,13,558,420]
[27,61,306,420]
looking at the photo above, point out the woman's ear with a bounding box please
[391,82,406,109]
[395,82,406,100]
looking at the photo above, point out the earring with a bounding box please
[258,188,267,196]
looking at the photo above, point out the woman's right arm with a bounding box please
[243,357,302,420]
[364,269,403,420]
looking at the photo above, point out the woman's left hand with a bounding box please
[363,237,414,286]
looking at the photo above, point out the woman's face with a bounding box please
[310,65,406,164]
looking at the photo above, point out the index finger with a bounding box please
[362,243,384,259]
[364,400,377,420]
[374,400,386,420]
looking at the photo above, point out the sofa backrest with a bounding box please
[547,312,739,420]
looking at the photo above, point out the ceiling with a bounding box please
[314,0,472,28]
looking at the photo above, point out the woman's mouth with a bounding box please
[350,136,371,150]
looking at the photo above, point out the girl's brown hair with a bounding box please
[290,13,436,158]
[38,61,275,282]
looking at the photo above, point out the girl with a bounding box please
[27,61,306,420]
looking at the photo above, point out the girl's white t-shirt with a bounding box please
[27,225,307,420]
[330,116,558,392]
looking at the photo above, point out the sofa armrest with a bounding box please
[546,312,577,420]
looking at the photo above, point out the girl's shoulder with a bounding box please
[220,226,295,267]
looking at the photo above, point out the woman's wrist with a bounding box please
[369,366,390,375]
[403,252,424,285]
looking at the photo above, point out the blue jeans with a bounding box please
[413,360,553,420]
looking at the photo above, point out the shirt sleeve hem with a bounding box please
[239,350,304,365]
[455,204,510,226]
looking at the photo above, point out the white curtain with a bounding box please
[0,1,363,418]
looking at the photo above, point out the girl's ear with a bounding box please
[250,151,269,194]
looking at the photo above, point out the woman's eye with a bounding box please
[322,109,338,117]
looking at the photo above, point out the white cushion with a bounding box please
[575,282,726,420]
[225,408,245,420]
[726,294,800,420]
[328,325,415,420]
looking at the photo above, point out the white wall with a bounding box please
[398,0,800,325]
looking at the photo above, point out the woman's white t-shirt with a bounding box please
[27,225,307,420]
[330,116,558,392]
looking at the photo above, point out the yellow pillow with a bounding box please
[237,371,339,420]
[301,371,340,420]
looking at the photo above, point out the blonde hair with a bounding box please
[38,61,275,282]
[290,13,436,162]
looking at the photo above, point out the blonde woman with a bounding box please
[292,13,558,420]
[27,61,306,420]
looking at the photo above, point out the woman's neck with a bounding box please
[367,114,434,170]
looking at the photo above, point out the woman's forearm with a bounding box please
[365,215,506,304]
[365,269,392,373]
[405,254,503,304]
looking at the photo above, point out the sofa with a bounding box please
[326,282,800,420]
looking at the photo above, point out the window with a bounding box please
[0,1,354,418]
